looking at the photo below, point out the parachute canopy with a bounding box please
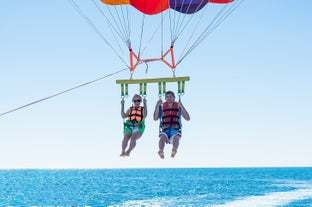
[101,0,234,15]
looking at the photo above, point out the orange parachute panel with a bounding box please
[100,0,130,5]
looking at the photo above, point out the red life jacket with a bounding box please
[128,106,144,123]
[161,102,180,129]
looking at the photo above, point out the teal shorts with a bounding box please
[159,127,181,144]
[124,121,145,136]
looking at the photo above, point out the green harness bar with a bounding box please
[139,82,147,97]
[120,84,129,98]
[116,76,190,98]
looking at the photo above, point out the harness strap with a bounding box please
[158,104,163,133]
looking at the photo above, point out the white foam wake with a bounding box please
[214,188,312,207]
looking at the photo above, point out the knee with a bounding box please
[175,134,181,139]
[172,135,180,142]
[131,132,141,140]
[123,134,130,140]
[159,135,166,142]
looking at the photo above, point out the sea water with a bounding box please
[0,168,312,207]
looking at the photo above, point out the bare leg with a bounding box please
[120,133,130,157]
[158,135,166,159]
[125,131,142,156]
[171,135,181,158]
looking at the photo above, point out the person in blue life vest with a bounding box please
[120,94,147,157]
[153,91,190,159]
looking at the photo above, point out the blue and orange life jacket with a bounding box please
[128,106,144,123]
[161,102,180,129]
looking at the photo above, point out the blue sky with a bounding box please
[1,0,311,168]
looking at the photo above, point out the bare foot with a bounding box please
[158,150,164,159]
[171,148,177,158]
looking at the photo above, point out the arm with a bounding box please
[143,98,147,118]
[120,99,129,119]
[153,99,162,121]
[179,102,190,121]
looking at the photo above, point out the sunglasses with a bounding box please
[133,99,141,102]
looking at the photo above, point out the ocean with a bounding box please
[0,168,312,207]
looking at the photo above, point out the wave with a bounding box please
[110,186,312,207]
[214,187,312,207]
[110,194,211,207]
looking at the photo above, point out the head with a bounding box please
[132,94,142,106]
[165,91,175,103]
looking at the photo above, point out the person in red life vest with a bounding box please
[153,91,190,159]
[120,94,147,157]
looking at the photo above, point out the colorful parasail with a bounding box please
[101,0,234,15]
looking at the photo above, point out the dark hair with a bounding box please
[165,91,175,97]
